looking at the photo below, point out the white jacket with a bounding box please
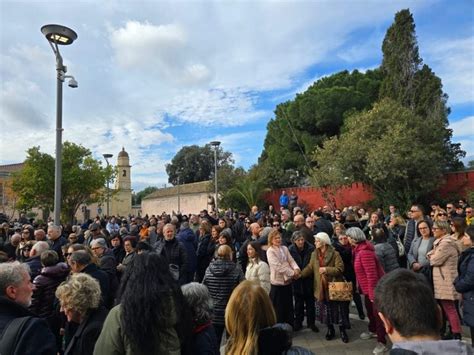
[245,258,271,293]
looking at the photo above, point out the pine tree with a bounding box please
[380,9,465,170]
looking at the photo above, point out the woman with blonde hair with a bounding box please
[56,273,108,355]
[266,229,300,327]
[225,280,312,355]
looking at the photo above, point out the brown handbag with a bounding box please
[328,277,353,301]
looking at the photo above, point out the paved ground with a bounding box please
[291,310,473,355]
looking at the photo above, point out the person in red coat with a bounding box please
[346,227,387,355]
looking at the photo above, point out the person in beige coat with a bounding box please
[266,229,300,327]
[427,220,462,339]
[301,232,349,343]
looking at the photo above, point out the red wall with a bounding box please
[265,171,474,210]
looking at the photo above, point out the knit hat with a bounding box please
[314,232,331,246]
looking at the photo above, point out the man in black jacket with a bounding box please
[0,261,56,354]
[69,250,111,307]
[154,223,189,285]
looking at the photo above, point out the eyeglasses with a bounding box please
[467,210,473,214]
[438,213,447,216]
[64,253,72,257]
[273,223,280,227]
[335,212,341,214]
[432,227,440,230]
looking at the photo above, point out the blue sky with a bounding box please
[0,0,473,192]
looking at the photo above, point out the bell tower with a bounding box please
[111,147,132,216]
[116,147,131,190]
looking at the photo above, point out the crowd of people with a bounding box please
[0,198,473,355]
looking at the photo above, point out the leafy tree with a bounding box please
[166,144,234,185]
[259,69,383,187]
[380,9,464,170]
[468,160,474,170]
[220,174,270,212]
[312,99,447,211]
[132,186,159,205]
[12,142,112,224]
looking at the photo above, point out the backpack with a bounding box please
[0,316,33,355]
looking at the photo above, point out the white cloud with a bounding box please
[450,116,474,138]
[423,36,474,104]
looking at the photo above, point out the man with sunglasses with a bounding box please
[466,207,473,226]
[403,204,426,261]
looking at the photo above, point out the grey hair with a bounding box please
[433,220,451,234]
[346,227,366,243]
[48,225,62,233]
[31,241,50,255]
[181,282,213,323]
[0,261,30,296]
[70,250,91,266]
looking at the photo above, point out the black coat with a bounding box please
[314,218,333,236]
[25,256,42,280]
[30,262,69,319]
[155,238,189,285]
[454,247,474,327]
[192,321,219,355]
[82,263,110,306]
[333,242,356,283]
[289,242,314,296]
[64,307,108,355]
[177,227,198,273]
[0,296,57,355]
[196,234,213,282]
[202,259,244,326]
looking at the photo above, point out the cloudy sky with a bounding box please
[1,0,473,192]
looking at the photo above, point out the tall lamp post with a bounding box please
[41,24,78,226]
[209,141,221,214]
[103,154,113,217]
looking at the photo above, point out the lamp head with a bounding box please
[209,141,221,148]
[41,24,77,45]
[103,154,113,159]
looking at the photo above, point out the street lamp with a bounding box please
[41,24,78,226]
[103,154,113,217]
[209,141,221,214]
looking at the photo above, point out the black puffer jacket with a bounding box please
[30,262,69,319]
[202,259,244,326]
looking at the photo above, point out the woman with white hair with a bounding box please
[181,282,219,355]
[301,232,348,342]
[346,227,386,355]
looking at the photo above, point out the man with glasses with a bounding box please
[446,202,455,219]
[403,205,425,260]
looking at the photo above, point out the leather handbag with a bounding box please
[328,278,353,301]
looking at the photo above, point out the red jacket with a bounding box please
[353,241,384,301]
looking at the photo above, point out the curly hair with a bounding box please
[55,273,101,316]
[118,252,191,354]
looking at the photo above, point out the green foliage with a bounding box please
[166,144,234,185]
[220,174,270,212]
[380,9,465,171]
[12,142,111,224]
[132,186,159,205]
[312,99,446,211]
[259,69,383,187]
